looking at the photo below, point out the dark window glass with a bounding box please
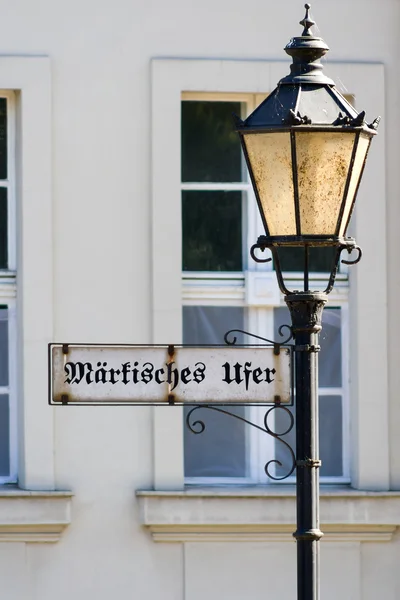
[274,246,337,273]
[0,187,7,268]
[0,98,7,180]
[0,395,9,476]
[181,101,242,183]
[0,307,8,386]
[183,306,247,478]
[182,191,242,271]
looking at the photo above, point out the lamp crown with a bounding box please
[300,4,315,36]
[280,4,333,85]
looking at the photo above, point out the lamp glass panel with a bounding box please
[243,132,296,235]
[295,131,356,235]
[338,133,371,236]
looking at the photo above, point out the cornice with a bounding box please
[0,489,73,543]
[137,487,400,543]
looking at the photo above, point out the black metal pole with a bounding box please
[285,292,326,600]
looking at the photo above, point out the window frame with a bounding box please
[0,91,17,483]
[180,93,351,485]
[151,58,388,491]
[0,57,53,490]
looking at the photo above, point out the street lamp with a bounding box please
[235,5,379,600]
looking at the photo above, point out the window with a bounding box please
[0,56,54,491]
[0,92,17,484]
[151,58,388,492]
[181,95,350,484]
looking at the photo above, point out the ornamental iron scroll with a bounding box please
[250,237,362,295]
[185,327,296,482]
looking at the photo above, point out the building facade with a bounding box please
[0,1,399,598]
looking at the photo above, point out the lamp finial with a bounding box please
[300,4,315,36]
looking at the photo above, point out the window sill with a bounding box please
[137,486,400,543]
[0,488,73,542]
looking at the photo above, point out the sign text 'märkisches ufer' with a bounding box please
[49,344,292,405]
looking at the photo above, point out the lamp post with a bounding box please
[235,5,379,600]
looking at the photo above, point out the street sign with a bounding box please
[49,343,293,406]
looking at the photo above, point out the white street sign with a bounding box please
[49,344,292,405]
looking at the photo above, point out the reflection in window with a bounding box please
[274,306,344,478]
[183,306,247,479]
[181,101,242,183]
[182,191,242,271]
[0,307,10,476]
[181,100,245,273]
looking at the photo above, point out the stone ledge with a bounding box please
[0,488,73,542]
[137,487,400,543]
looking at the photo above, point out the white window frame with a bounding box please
[0,90,17,483]
[0,57,53,490]
[180,92,351,485]
[151,58,388,491]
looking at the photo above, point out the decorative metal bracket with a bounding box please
[224,326,293,348]
[185,326,296,482]
[283,109,312,126]
[250,237,362,295]
[186,403,296,481]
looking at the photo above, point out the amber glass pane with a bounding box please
[339,133,371,236]
[0,187,7,268]
[182,191,242,271]
[243,132,296,235]
[181,101,242,182]
[295,131,355,235]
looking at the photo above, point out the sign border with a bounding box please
[48,343,294,407]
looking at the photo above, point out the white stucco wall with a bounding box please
[0,0,399,598]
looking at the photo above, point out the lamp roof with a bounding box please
[236,5,379,133]
[243,84,361,128]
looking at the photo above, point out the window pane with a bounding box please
[274,306,344,478]
[274,246,337,273]
[0,307,8,386]
[0,395,9,476]
[274,306,341,388]
[319,308,342,388]
[319,395,343,476]
[274,395,343,478]
[183,306,244,346]
[0,98,7,180]
[183,306,247,478]
[0,187,7,269]
[185,405,247,478]
[182,191,242,271]
[181,101,242,182]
